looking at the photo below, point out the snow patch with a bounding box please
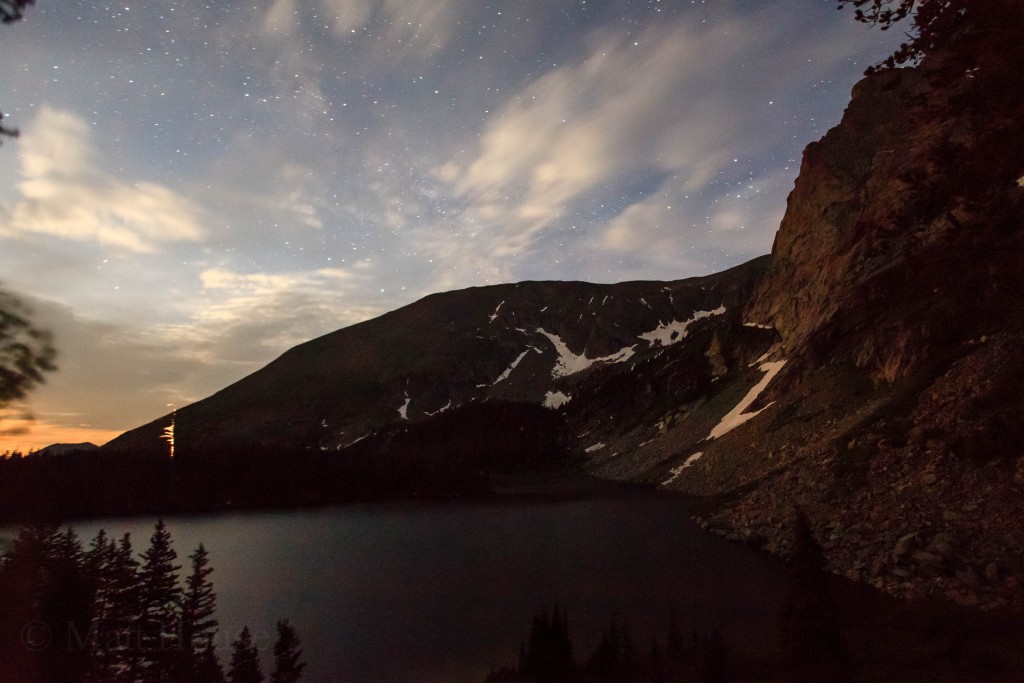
[661,452,704,486]
[397,394,411,420]
[537,328,636,378]
[584,442,606,453]
[707,361,786,440]
[543,390,571,409]
[743,322,773,330]
[488,301,505,322]
[338,433,368,450]
[638,306,727,347]
[640,297,651,308]
[493,350,531,385]
[601,295,609,305]
[662,464,685,485]
[423,400,452,417]
[683,451,704,467]
[602,345,637,364]
[749,352,771,367]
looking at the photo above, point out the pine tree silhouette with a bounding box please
[0,525,59,681]
[520,606,574,681]
[194,635,227,683]
[138,520,183,682]
[109,533,143,680]
[778,507,847,683]
[181,544,219,678]
[270,619,305,683]
[228,626,264,683]
[666,609,685,662]
[40,528,93,683]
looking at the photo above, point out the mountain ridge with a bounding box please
[104,256,772,460]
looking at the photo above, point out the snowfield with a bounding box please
[707,360,786,440]
[637,306,726,347]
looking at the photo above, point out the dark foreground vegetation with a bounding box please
[0,402,577,522]
[0,521,304,683]
[486,511,1024,683]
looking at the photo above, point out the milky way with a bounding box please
[0,0,900,449]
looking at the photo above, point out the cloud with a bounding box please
[197,135,331,236]
[10,298,211,434]
[443,3,873,267]
[164,265,384,367]
[1,108,205,253]
[262,0,467,63]
[0,265,391,447]
[601,165,793,268]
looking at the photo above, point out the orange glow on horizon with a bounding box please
[0,418,122,455]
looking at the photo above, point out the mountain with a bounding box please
[102,59,1023,608]
[34,442,99,457]
[104,257,773,461]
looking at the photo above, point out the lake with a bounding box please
[4,478,797,682]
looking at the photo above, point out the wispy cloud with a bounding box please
[164,264,383,367]
[442,3,873,271]
[1,108,205,253]
[262,0,469,63]
[3,268,390,446]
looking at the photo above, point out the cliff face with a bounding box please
[749,66,1024,382]
[670,63,1024,608]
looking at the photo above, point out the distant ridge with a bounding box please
[35,442,99,457]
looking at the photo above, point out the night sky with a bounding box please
[0,0,899,451]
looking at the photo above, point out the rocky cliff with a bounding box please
[666,63,1024,609]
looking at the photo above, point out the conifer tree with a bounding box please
[270,619,305,683]
[109,533,142,680]
[694,630,728,683]
[228,626,264,683]
[619,621,635,678]
[0,525,59,681]
[138,520,182,682]
[84,530,115,682]
[587,620,620,679]
[666,610,685,662]
[181,544,219,677]
[649,636,665,683]
[40,527,93,683]
[194,635,227,683]
[520,605,575,680]
[778,508,846,682]
[549,605,573,675]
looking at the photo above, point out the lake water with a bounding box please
[4,480,797,682]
